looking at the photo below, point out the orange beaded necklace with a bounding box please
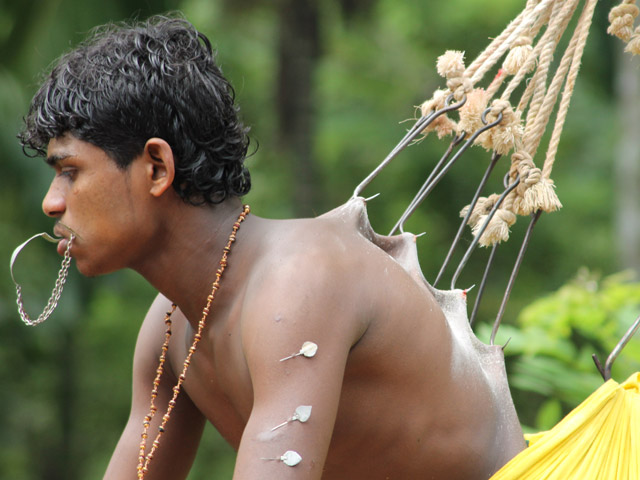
[137,204,250,478]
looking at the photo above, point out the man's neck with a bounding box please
[132,197,253,326]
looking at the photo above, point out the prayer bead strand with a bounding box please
[137,205,250,478]
[137,305,175,474]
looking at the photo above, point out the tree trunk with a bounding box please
[276,0,322,216]
[614,52,640,274]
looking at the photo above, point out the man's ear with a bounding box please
[143,138,175,197]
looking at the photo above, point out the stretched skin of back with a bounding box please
[228,197,525,478]
[305,198,525,478]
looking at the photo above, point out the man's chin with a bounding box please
[74,260,114,278]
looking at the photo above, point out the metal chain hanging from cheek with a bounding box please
[10,232,74,326]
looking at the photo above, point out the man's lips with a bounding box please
[53,224,77,256]
[56,236,70,256]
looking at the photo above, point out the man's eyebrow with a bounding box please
[45,154,71,167]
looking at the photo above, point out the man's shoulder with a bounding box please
[238,216,377,330]
[134,293,187,357]
[248,217,373,295]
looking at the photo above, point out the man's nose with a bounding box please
[42,181,66,218]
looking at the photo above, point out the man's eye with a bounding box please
[59,168,76,178]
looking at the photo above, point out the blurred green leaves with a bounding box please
[482,270,640,431]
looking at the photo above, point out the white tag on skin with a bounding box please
[261,450,302,467]
[280,341,318,362]
[270,405,313,431]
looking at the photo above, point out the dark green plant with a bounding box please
[480,269,640,432]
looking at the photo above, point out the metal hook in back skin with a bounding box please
[352,94,467,199]
[10,232,74,326]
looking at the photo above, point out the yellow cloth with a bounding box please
[490,372,640,479]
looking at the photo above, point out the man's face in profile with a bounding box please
[43,133,154,277]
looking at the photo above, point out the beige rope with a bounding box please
[501,7,553,101]
[475,186,519,246]
[465,3,530,79]
[626,27,640,54]
[458,88,490,137]
[543,0,599,179]
[608,0,639,42]
[608,0,640,55]
[469,0,556,85]
[415,0,612,244]
[523,0,582,159]
[523,0,580,157]
[506,1,567,110]
[476,99,523,155]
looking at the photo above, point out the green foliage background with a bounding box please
[0,0,638,478]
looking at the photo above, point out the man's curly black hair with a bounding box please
[19,14,251,205]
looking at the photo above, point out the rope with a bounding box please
[523,0,581,159]
[609,0,640,55]
[408,0,637,245]
[522,0,580,157]
[501,8,552,100]
[468,0,555,84]
[443,0,599,243]
[543,0,599,178]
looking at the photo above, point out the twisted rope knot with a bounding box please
[510,151,562,215]
[447,76,474,101]
[418,89,457,139]
[513,35,533,48]
[609,1,639,20]
[472,207,517,247]
[513,151,540,189]
[625,26,640,54]
[510,150,531,171]
[437,50,466,79]
[503,35,535,75]
[457,88,490,136]
[489,99,516,123]
[608,0,639,42]
[460,193,500,227]
[438,51,472,101]
[512,152,541,215]
[419,89,448,116]
[421,51,472,137]
[461,192,516,246]
[476,100,523,155]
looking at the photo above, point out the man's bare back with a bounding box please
[108,198,525,479]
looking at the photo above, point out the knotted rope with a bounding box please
[414,0,617,246]
[352,0,638,339]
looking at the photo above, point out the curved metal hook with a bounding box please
[392,132,466,235]
[450,175,520,290]
[592,313,640,381]
[352,94,467,199]
[389,109,504,235]
[10,233,60,284]
[434,151,502,287]
[490,210,542,345]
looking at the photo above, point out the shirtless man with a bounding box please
[20,15,525,479]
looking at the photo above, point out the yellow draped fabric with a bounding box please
[491,372,640,479]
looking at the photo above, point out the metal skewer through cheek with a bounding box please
[10,232,74,326]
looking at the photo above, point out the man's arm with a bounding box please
[234,253,369,479]
[104,294,206,480]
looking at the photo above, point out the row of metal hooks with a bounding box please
[352,93,640,380]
